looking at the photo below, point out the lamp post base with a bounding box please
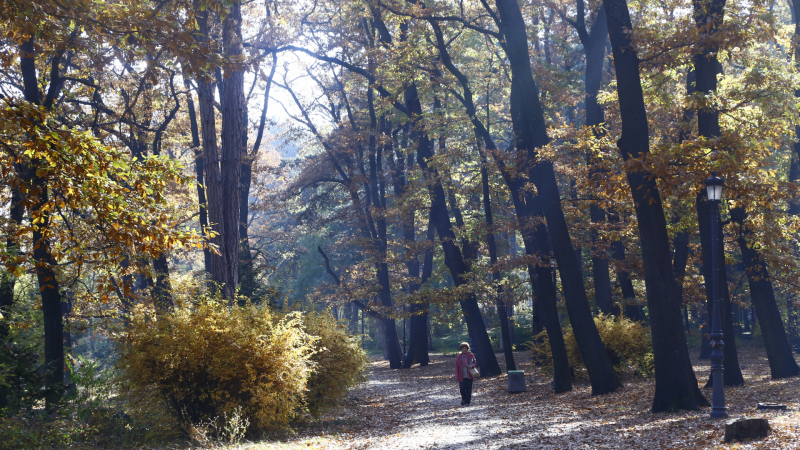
[711,406,729,419]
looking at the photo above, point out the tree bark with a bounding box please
[370,108,402,369]
[522,221,573,392]
[191,0,241,302]
[403,206,434,368]
[609,214,639,319]
[193,4,225,295]
[218,1,245,302]
[788,0,800,352]
[0,186,23,341]
[579,6,615,316]
[675,70,708,354]
[482,156,516,371]
[185,88,213,274]
[495,0,621,395]
[151,255,174,310]
[672,228,690,307]
[32,175,66,412]
[604,0,709,412]
[398,140,433,368]
[238,107,255,301]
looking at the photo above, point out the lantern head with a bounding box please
[705,172,725,202]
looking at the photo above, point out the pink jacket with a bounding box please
[454,352,477,382]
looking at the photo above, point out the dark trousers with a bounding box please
[459,379,473,404]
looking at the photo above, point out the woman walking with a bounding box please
[454,342,477,406]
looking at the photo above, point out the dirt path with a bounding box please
[262,347,800,449]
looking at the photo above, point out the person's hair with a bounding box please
[459,342,470,351]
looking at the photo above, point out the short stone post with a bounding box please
[507,370,526,393]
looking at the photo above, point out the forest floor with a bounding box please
[252,345,800,450]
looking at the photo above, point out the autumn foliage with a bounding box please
[530,314,654,378]
[300,309,369,417]
[115,297,366,434]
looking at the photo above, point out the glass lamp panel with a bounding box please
[706,184,723,201]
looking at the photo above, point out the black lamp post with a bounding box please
[706,172,728,419]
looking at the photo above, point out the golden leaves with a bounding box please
[0,100,204,307]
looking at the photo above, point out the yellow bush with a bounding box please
[115,298,316,434]
[300,309,368,417]
[528,313,653,378]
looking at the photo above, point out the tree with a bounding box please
[2,0,207,411]
[188,0,247,303]
[604,0,709,412]
[424,16,571,389]
[732,207,800,378]
[692,0,744,386]
[493,0,621,395]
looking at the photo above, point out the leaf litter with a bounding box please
[247,346,800,449]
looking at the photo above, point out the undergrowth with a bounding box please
[528,313,655,378]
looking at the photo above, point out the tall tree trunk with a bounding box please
[61,293,75,396]
[495,0,621,395]
[238,107,255,301]
[674,70,709,354]
[522,220,573,392]
[693,0,743,381]
[428,19,567,387]
[399,141,433,368]
[376,317,389,359]
[218,1,245,302]
[604,0,709,412]
[20,37,67,412]
[0,186,23,340]
[482,155,516,371]
[349,302,359,334]
[32,177,65,412]
[609,214,639,319]
[672,227,690,314]
[502,230,517,348]
[788,0,800,352]
[192,0,241,302]
[238,53,276,302]
[192,4,225,296]
[151,255,174,310]
[367,95,402,369]
[364,10,410,369]
[697,194,743,385]
[731,208,800,378]
[693,0,740,377]
[185,88,213,274]
[406,82,501,377]
[581,6,614,316]
[403,207,434,368]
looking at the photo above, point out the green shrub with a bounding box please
[301,309,367,418]
[528,313,654,378]
[0,412,100,449]
[0,340,65,414]
[115,297,317,435]
[0,353,158,449]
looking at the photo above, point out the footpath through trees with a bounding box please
[281,349,800,449]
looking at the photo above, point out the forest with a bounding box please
[1,0,800,448]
